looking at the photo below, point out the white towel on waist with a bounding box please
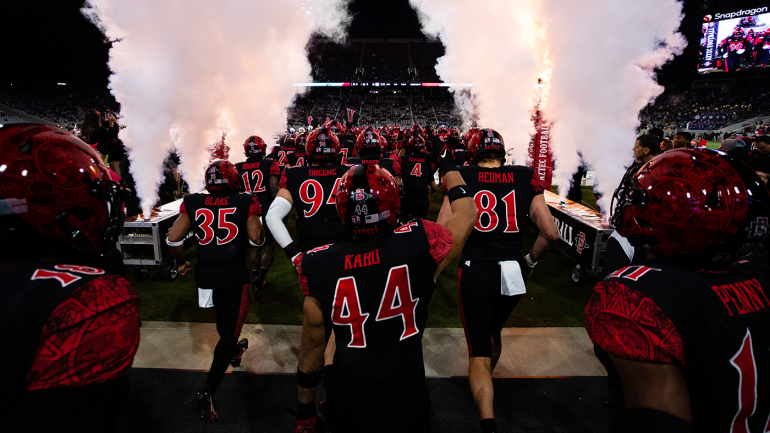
[198,288,214,308]
[499,260,526,296]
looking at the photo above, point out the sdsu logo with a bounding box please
[574,231,589,254]
[745,217,769,239]
[704,14,712,22]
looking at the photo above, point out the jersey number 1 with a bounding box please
[332,265,419,348]
[730,329,770,432]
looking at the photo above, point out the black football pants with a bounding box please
[206,284,249,392]
[401,193,430,221]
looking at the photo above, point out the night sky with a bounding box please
[1,0,766,88]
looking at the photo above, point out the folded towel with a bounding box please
[199,288,214,308]
[499,260,526,296]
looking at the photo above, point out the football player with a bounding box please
[585,148,770,432]
[447,128,468,167]
[400,134,437,220]
[235,136,280,296]
[166,160,264,422]
[287,132,308,168]
[719,27,747,72]
[266,127,349,262]
[346,127,402,181]
[294,138,478,432]
[437,128,559,433]
[338,126,357,165]
[0,124,140,431]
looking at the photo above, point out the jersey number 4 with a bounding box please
[300,178,343,218]
[332,265,419,348]
[474,190,519,233]
[195,208,239,245]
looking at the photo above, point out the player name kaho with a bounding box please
[344,249,381,269]
[309,169,338,177]
[478,172,515,183]
[204,196,230,206]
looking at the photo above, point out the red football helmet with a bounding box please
[335,164,401,237]
[612,149,770,268]
[243,135,267,158]
[467,128,505,165]
[305,127,340,163]
[356,128,386,155]
[295,132,308,156]
[205,160,243,193]
[0,124,125,253]
[407,134,427,154]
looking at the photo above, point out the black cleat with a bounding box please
[252,274,266,298]
[195,385,217,422]
[230,338,249,367]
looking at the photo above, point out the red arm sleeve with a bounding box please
[27,275,141,390]
[293,253,309,296]
[249,194,263,216]
[421,219,454,265]
[279,168,288,189]
[271,161,280,177]
[179,202,187,215]
[584,281,686,369]
[530,174,547,196]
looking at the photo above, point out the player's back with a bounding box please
[281,165,348,251]
[587,260,770,432]
[300,219,440,382]
[235,157,279,210]
[347,155,399,178]
[400,154,434,194]
[456,165,544,262]
[183,192,256,288]
[339,139,356,165]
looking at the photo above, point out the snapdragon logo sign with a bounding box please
[713,7,769,20]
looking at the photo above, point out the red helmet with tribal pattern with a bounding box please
[0,123,125,253]
[205,160,243,193]
[356,127,386,155]
[467,128,505,165]
[335,164,400,237]
[612,149,770,268]
[243,135,267,158]
[305,127,340,163]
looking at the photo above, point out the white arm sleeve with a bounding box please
[267,196,294,248]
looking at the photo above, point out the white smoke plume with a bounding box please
[539,0,686,213]
[409,0,543,165]
[83,0,351,218]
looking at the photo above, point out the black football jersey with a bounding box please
[453,149,469,167]
[400,155,435,195]
[586,260,770,432]
[182,192,259,288]
[280,165,349,251]
[300,219,450,382]
[276,147,294,170]
[347,156,401,178]
[455,165,544,262]
[339,139,356,165]
[287,151,307,168]
[235,157,280,211]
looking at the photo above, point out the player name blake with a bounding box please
[308,169,338,177]
[479,172,515,183]
[711,278,770,316]
[204,197,230,206]
[344,249,380,270]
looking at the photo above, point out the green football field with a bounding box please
[127,187,601,328]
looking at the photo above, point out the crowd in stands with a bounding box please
[0,84,119,131]
[640,78,770,131]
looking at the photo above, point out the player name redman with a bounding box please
[205,197,230,206]
[479,172,515,183]
[345,249,381,270]
[309,169,337,176]
[711,278,770,317]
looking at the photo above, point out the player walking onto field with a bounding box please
[585,148,770,432]
[437,128,559,433]
[346,127,402,180]
[235,136,280,296]
[293,140,478,433]
[400,133,437,220]
[166,160,264,422]
[266,127,349,263]
[0,124,140,431]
